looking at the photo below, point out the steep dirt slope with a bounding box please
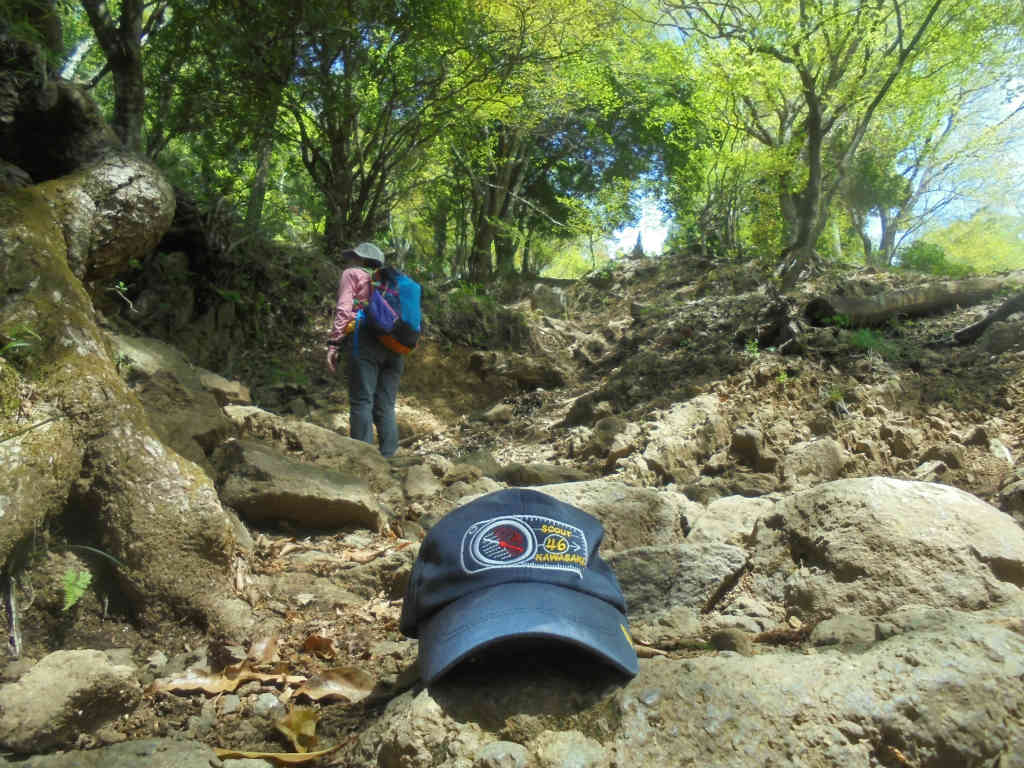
[399,256,1023,508]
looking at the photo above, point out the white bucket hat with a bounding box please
[341,242,385,267]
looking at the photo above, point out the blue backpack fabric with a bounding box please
[363,267,422,355]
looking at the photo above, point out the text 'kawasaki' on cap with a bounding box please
[400,488,638,685]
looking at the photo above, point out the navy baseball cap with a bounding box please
[400,488,638,684]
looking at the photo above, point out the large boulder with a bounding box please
[223,405,395,491]
[754,477,1024,620]
[642,395,731,484]
[687,495,775,546]
[214,438,386,532]
[609,542,749,617]
[350,602,1024,768]
[523,480,694,553]
[0,650,140,753]
[60,154,175,284]
[20,739,221,768]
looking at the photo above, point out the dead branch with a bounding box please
[930,290,1024,347]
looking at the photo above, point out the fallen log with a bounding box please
[804,274,1024,328]
[932,290,1024,347]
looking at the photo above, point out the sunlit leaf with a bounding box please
[148,667,242,695]
[302,634,336,659]
[213,744,342,764]
[294,666,376,703]
[249,634,281,663]
[635,643,669,658]
[148,661,306,696]
[62,568,92,611]
[275,706,320,753]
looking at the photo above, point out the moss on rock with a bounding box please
[0,361,19,419]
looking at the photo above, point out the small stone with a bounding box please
[95,725,127,745]
[251,692,283,717]
[533,729,607,768]
[220,694,241,715]
[639,688,662,706]
[709,629,753,656]
[810,615,877,648]
[146,650,168,670]
[475,740,530,768]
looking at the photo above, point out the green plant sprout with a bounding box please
[828,314,851,328]
[58,545,129,612]
[62,568,92,611]
[107,280,137,312]
[0,326,42,360]
[214,287,244,304]
[848,328,900,359]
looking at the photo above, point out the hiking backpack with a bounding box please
[362,267,422,354]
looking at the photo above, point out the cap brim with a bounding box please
[416,582,638,685]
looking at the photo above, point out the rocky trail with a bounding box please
[2,251,1024,768]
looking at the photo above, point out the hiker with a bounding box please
[326,242,404,458]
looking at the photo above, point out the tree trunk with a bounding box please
[81,0,145,153]
[0,119,246,634]
[804,277,1020,327]
[431,196,450,269]
[878,210,899,267]
[779,88,826,290]
[468,126,529,282]
[849,209,876,266]
[244,78,286,231]
[521,228,536,276]
[494,228,518,274]
[830,219,842,262]
[111,48,145,153]
[245,138,273,230]
[468,200,496,282]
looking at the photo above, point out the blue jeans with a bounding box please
[346,330,404,457]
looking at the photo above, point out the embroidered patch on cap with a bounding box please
[460,515,589,577]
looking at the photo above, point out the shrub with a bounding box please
[897,242,974,278]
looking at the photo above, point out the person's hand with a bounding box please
[327,345,340,373]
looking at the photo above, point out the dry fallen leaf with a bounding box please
[276,706,320,753]
[233,556,252,593]
[294,666,376,703]
[302,634,337,659]
[249,634,281,663]
[148,667,242,695]
[213,744,342,764]
[635,644,670,658]
[276,540,305,557]
[148,661,305,696]
[880,744,915,767]
[347,548,384,564]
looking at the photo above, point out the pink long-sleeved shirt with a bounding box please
[329,267,372,344]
